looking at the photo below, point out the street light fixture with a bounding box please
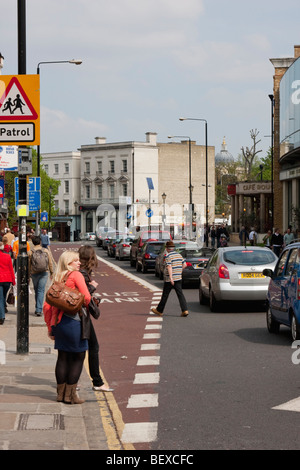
[180,117,209,246]
[36,58,82,234]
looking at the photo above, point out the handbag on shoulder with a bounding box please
[6,286,14,305]
[46,275,85,315]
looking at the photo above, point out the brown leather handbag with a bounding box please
[46,275,85,314]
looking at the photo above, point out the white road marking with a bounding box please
[127,393,159,408]
[137,356,160,366]
[143,333,161,339]
[141,343,160,350]
[121,422,158,443]
[134,372,160,384]
[145,324,162,330]
[272,396,300,412]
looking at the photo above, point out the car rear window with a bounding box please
[179,249,211,258]
[223,250,276,266]
[141,231,170,240]
[146,243,164,254]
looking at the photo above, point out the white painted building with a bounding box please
[41,151,81,241]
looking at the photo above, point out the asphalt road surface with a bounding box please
[53,243,300,450]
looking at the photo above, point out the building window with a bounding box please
[97,161,102,174]
[122,183,128,196]
[85,161,90,175]
[54,164,59,174]
[64,163,69,173]
[97,185,103,199]
[86,212,93,232]
[65,200,69,214]
[109,160,115,173]
[85,185,90,199]
[109,184,115,199]
[122,160,127,172]
[44,164,49,174]
[64,181,69,194]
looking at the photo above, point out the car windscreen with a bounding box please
[223,250,276,266]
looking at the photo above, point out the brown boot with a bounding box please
[56,383,66,402]
[64,384,85,404]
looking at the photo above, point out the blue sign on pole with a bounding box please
[146,208,153,218]
[40,211,48,222]
[15,177,41,211]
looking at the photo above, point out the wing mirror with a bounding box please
[262,268,273,278]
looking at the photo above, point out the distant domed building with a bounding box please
[215,137,234,164]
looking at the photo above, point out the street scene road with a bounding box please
[84,242,300,450]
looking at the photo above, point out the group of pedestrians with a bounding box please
[206,223,229,248]
[239,225,296,257]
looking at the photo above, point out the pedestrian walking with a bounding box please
[78,245,114,392]
[284,227,295,246]
[40,229,50,249]
[271,228,284,257]
[0,242,15,325]
[151,240,188,317]
[263,230,272,249]
[43,250,91,404]
[29,235,54,316]
[249,227,258,246]
[210,224,216,248]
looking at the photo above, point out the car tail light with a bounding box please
[186,261,192,267]
[144,253,151,259]
[122,244,130,247]
[218,264,230,279]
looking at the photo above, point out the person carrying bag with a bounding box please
[43,251,91,404]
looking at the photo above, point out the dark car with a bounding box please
[263,241,300,341]
[115,236,135,260]
[179,247,215,286]
[155,241,198,279]
[102,231,124,250]
[130,230,172,267]
[136,241,166,273]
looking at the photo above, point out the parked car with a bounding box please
[136,241,166,273]
[107,237,123,257]
[180,247,215,286]
[130,230,172,266]
[115,236,134,260]
[81,232,96,241]
[102,231,124,250]
[155,241,197,279]
[199,246,278,312]
[263,242,300,341]
[95,226,114,247]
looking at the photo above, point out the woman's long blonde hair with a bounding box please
[53,250,79,282]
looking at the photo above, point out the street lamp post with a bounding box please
[74,200,78,240]
[161,192,166,230]
[268,94,274,230]
[48,185,52,233]
[36,59,82,234]
[180,117,209,246]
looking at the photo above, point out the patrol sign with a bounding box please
[0,75,40,145]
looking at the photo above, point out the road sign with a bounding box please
[0,146,18,171]
[41,211,48,222]
[146,177,154,190]
[0,75,40,145]
[146,208,153,218]
[15,176,41,211]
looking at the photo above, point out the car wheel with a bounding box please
[136,261,141,272]
[291,314,300,341]
[266,304,280,334]
[199,285,207,305]
[209,288,218,312]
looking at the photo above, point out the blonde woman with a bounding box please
[43,251,91,404]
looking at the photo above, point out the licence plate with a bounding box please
[241,272,265,278]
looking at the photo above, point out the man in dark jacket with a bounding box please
[271,228,284,257]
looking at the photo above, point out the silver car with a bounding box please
[199,246,278,311]
[115,236,134,260]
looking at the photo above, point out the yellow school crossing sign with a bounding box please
[0,74,40,145]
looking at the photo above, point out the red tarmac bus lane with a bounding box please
[51,244,161,442]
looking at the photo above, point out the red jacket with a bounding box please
[43,270,91,334]
[0,251,15,285]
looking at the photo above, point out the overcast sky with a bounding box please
[1,0,299,159]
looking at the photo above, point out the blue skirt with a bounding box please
[52,314,88,352]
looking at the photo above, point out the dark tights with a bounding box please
[55,350,86,385]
